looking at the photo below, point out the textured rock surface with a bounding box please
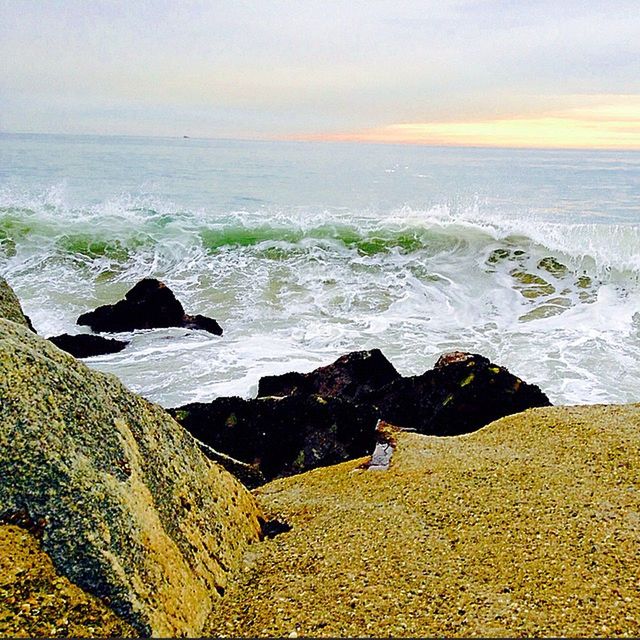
[208,404,640,638]
[367,352,551,435]
[0,277,34,331]
[257,349,400,401]
[0,319,262,636]
[170,394,379,483]
[48,333,129,358]
[177,351,550,484]
[77,278,223,335]
[0,525,136,638]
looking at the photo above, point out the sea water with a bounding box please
[1,132,639,407]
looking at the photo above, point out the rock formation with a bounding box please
[257,349,401,402]
[173,350,550,483]
[170,394,379,484]
[77,278,223,335]
[0,277,35,331]
[366,351,551,436]
[48,333,129,358]
[0,318,262,636]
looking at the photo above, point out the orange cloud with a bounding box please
[302,96,640,150]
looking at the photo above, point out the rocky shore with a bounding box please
[1,276,639,637]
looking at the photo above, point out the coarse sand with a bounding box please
[0,525,135,637]
[208,404,640,638]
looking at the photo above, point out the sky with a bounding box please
[1,0,639,148]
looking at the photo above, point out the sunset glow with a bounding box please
[304,96,640,150]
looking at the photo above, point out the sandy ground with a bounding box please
[208,404,640,638]
[0,525,135,637]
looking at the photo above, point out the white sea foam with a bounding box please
[1,140,639,408]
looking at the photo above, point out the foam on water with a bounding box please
[1,178,639,408]
[3,134,640,407]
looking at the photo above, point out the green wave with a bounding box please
[199,224,457,257]
[55,233,153,261]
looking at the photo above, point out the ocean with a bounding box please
[1,132,639,407]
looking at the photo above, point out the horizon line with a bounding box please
[2,129,639,153]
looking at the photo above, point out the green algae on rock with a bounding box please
[0,319,263,637]
[0,277,34,330]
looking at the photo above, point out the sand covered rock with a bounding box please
[0,319,262,636]
[0,276,34,331]
[77,278,223,335]
[209,404,640,637]
[0,525,136,638]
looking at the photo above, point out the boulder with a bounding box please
[257,349,401,402]
[169,394,379,483]
[48,333,129,358]
[0,524,136,638]
[367,351,552,436]
[0,277,35,331]
[0,319,262,636]
[77,278,223,335]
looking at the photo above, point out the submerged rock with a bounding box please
[48,333,129,358]
[77,278,223,335]
[257,348,401,402]
[367,351,551,436]
[0,277,35,331]
[0,319,262,636]
[169,394,379,482]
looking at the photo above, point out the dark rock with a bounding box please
[367,352,552,436]
[169,394,379,483]
[77,278,223,335]
[257,348,401,402]
[183,313,223,335]
[259,517,292,539]
[48,333,129,358]
[176,350,550,484]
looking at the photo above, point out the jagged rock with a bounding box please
[0,319,262,636]
[169,394,379,483]
[48,333,129,358]
[77,278,223,335]
[367,351,551,436]
[257,349,401,402]
[178,350,550,484]
[0,277,35,331]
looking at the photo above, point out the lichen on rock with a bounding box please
[0,319,263,636]
[0,277,34,331]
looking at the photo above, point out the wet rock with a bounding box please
[0,277,35,331]
[48,333,129,358]
[367,352,551,436]
[169,394,379,483]
[77,278,223,335]
[0,319,262,636]
[257,349,401,402]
